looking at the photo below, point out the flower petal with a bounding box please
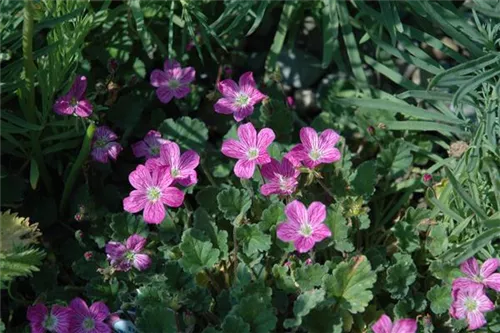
[69,75,87,99]
[150,69,168,87]
[480,258,499,278]
[260,158,281,180]
[285,144,307,166]
[74,99,93,117]
[233,105,254,122]
[105,242,127,260]
[105,142,122,161]
[51,305,72,332]
[129,165,152,190]
[238,71,256,88]
[156,86,174,103]
[311,224,331,242]
[143,201,166,224]
[179,150,200,172]
[180,67,196,85]
[392,319,417,333]
[319,129,340,149]
[307,202,326,226]
[123,190,147,213]
[371,314,393,333]
[483,273,500,291]
[237,123,257,148]
[234,159,256,179]
[94,321,112,333]
[477,291,495,312]
[221,139,247,159]
[281,157,300,177]
[452,277,481,292]
[27,304,47,324]
[318,148,341,165]
[132,141,149,158]
[161,187,185,207]
[276,222,300,242]
[69,298,90,316]
[217,79,239,98]
[126,234,147,252]
[91,148,109,163]
[460,257,479,277]
[214,98,236,115]
[164,59,181,72]
[294,236,316,253]
[177,172,198,187]
[285,200,308,225]
[257,128,275,150]
[133,253,152,271]
[161,142,181,169]
[173,85,190,99]
[89,302,109,322]
[299,127,319,151]
[53,98,73,115]
[260,183,282,196]
[466,311,487,330]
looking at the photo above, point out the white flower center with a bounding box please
[464,298,478,312]
[70,96,78,107]
[234,93,250,107]
[43,314,58,330]
[147,186,162,202]
[167,79,180,89]
[149,146,160,156]
[299,223,313,237]
[83,317,95,330]
[171,168,180,178]
[247,148,259,160]
[309,149,321,161]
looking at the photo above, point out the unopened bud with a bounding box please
[367,126,375,135]
[107,58,119,74]
[305,258,313,265]
[223,65,232,77]
[422,173,432,185]
[84,251,93,261]
[75,230,84,239]
[74,213,83,222]
[286,96,295,109]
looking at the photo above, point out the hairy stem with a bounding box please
[59,123,96,215]
[22,0,53,193]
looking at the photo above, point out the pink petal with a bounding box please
[311,224,331,242]
[260,183,282,196]
[145,157,162,171]
[237,123,257,148]
[221,139,246,159]
[294,236,316,253]
[150,69,168,87]
[89,302,109,322]
[299,127,319,151]
[372,314,393,333]
[276,222,300,242]
[27,303,48,324]
[180,67,196,85]
[94,321,112,333]
[480,258,499,278]
[144,130,168,146]
[129,165,152,190]
[281,157,300,177]
[217,79,239,98]
[164,59,181,72]
[391,319,417,333]
[285,200,308,225]
[238,72,256,89]
[105,242,127,260]
[477,292,495,312]
[123,190,147,213]
[53,98,73,115]
[91,148,109,163]
[260,158,281,180]
[30,324,45,333]
[452,277,481,292]
[161,142,181,169]
[143,201,166,224]
[257,128,275,150]
[177,172,197,187]
[106,142,122,161]
[461,257,480,277]
[51,305,72,332]
[307,202,326,226]
[318,148,341,165]
[214,98,236,115]
[285,145,307,166]
[70,298,90,316]
[133,253,152,271]
[255,152,271,166]
[483,273,500,291]
[74,99,93,117]
[179,150,200,172]
[69,75,87,99]
[234,159,256,179]
[233,105,254,122]
[247,86,267,105]
[173,85,190,99]
[156,86,174,103]
[319,129,340,149]
[95,126,117,141]
[466,311,487,330]
[132,141,149,158]
[126,234,147,252]
[161,187,185,207]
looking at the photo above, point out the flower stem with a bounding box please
[22,0,53,193]
[59,123,96,215]
[316,177,335,201]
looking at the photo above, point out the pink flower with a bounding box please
[145,141,200,187]
[276,200,332,253]
[27,303,72,333]
[450,286,495,330]
[123,165,184,224]
[372,314,417,333]
[214,72,267,122]
[91,126,123,163]
[304,258,313,265]
[69,298,111,333]
[285,127,341,169]
[286,96,295,109]
[53,75,93,117]
[221,123,275,179]
[132,130,170,160]
[150,59,195,104]
[260,157,299,196]
[105,234,151,271]
[452,257,500,292]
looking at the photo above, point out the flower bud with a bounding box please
[304,258,313,265]
[367,125,375,135]
[422,173,432,185]
[286,96,295,109]
[84,251,93,261]
[107,58,119,74]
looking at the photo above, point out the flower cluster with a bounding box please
[449,257,498,330]
[27,298,111,333]
[105,234,151,272]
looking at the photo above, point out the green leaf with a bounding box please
[217,187,252,221]
[323,209,354,253]
[295,263,329,291]
[302,306,343,333]
[445,168,488,221]
[349,161,376,196]
[222,315,250,333]
[426,224,449,257]
[0,248,46,284]
[109,213,149,242]
[136,306,177,333]
[393,222,420,253]
[259,202,285,232]
[386,253,417,299]
[284,289,326,328]
[378,139,413,178]
[193,208,229,260]
[196,186,220,214]
[427,285,452,315]
[265,1,296,72]
[236,224,271,256]
[323,256,376,314]
[179,228,220,274]
[229,294,278,333]
[29,159,39,190]
[183,286,213,312]
[272,264,297,292]
[159,117,208,152]
[129,0,154,59]
[321,0,339,68]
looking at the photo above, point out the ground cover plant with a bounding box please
[1,0,500,332]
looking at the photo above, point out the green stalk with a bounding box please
[59,123,96,215]
[22,0,53,193]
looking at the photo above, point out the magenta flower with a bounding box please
[53,75,93,117]
[27,303,72,333]
[123,165,184,224]
[221,123,275,179]
[145,141,200,187]
[285,127,341,169]
[260,157,299,196]
[69,298,111,333]
[214,72,267,122]
[276,200,332,253]
[131,130,170,160]
[450,286,495,330]
[91,126,123,163]
[452,257,500,292]
[150,59,195,104]
[372,314,417,333]
[105,234,151,272]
